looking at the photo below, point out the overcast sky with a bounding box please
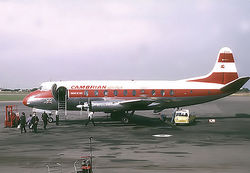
[0,0,249,89]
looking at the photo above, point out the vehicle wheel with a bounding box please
[48,117,53,123]
[121,116,129,124]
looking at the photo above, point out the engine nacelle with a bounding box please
[90,101,124,112]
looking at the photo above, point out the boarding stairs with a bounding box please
[58,100,67,120]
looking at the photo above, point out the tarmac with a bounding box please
[0,95,250,173]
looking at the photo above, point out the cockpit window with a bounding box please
[39,83,53,91]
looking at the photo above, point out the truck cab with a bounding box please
[174,109,196,125]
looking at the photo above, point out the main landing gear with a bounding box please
[110,111,135,124]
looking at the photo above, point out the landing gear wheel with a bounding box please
[48,117,53,123]
[121,116,129,124]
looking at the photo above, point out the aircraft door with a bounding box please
[57,87,68,101]
[57,86,68,117]
[51,84,68,117]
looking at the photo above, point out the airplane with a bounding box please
[23,47,249,123]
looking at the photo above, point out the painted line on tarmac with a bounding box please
[152,134,172,138]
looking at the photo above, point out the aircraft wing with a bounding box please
[119,99,156,108]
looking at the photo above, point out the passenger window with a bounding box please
[84,90,88,96]
[103,90,108,96]
[161,90,165,96]
[114,90,118,96]
[170,90,174,96]
[123,90,128,96]
[152,90,156,96]
[94,90,98,96]
[132,90,136,96]
[140,89,145,94]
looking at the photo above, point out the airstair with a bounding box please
[57,87,68,120]
[58,100,67,120]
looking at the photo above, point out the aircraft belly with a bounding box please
[160,93,229,108]
[30,93,230,111]
[66,94,228,111]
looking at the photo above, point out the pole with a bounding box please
[58,153,64,173]
[89,136,93,171]
[65,92,67,118]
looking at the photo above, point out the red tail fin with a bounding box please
[188,47,239,84]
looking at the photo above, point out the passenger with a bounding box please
[42,111,48,130]
[12,112,17,127]
[31,113,39,133]
[8,111,11,122]
[20,112,27,133]
[55,111,59,126]
[85,112,95,126]
[27,114,33,129]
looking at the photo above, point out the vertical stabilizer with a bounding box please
[188,47,239,84]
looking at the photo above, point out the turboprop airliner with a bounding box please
[23,47,249,123]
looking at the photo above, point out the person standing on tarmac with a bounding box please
[85,112,95,126]
[20,112,27,133]
[31,113,39,133]
[55,111,59,126]
[27,114,33,129]
[42,111,48,130]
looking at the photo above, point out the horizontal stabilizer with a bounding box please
[220,77,250,93]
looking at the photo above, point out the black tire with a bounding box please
[121,116,129,124]
[48,117,53,123]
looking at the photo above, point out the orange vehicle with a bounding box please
[5,105,20,128]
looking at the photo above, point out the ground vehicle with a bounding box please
[4,105,19,128]
[174,109,196,125]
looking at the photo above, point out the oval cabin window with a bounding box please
[132,90,136,96]
[103,90,108,96]
[161,90,165,96]
[170,90,174,96]
[123,90,128,96]
[94,90,98,96]
[84,90,88,96]
[114,90,118,96]
[152,90,156,96]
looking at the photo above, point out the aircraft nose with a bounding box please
[23,95,29,106]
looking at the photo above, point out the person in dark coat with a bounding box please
[56,111,59,126]
[20,112,27,133]
[42,111,48,130]
[31,113,39,133]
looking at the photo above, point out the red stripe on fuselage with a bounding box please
[188,72,238,84]
[218,53,234,62]
[68,89,222,98]
[27,88,224,100]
